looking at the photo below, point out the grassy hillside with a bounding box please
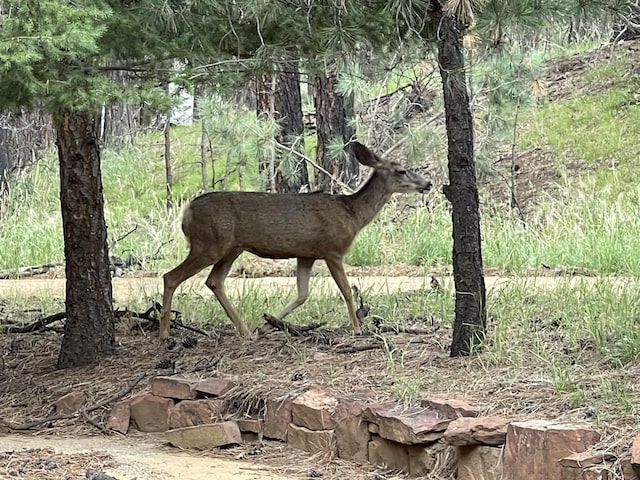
[1,40,639,275]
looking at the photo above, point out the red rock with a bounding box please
[457,446,503,480]
[421,397,478,419]
[291,388,338,431]
[263,394,295,441]
[632,433,640,475]
[368,436,409,473]
[129,393,174,432]
[168,399,226,429]
[364,405,450,444]
[408,443,454,477]
[195,377,235,397]
[621,455,640,480]
[151,376,197,400]
[106,401,131,434]
[334,399,369,462]
[444,416,510,446]
[165,421,241,449]
[559,451,616,468]
[561,466,610,480]
[503,420,601,480]
[237,418,263,434]
[287,424,335,454]
[55,391,86,414]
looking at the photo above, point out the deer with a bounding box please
[159,142,432,339]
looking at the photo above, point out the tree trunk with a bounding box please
[256,72,275,191]
[163,116,173,214]
[313,72,357,193]
[273,60,309,193]
[0,109,55,195]
[56,108,115,368]
[437,13,486,357]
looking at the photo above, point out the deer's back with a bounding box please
[183,191,358,259]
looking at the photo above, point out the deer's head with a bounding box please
[352,142,432,194]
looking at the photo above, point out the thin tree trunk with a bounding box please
[274,60,309,193]
[163,115,173,214]
[200,119,208,192]
[313,72,357,193]
[256,72,274,191]
[56,108,115,368]
[437,13,486,357]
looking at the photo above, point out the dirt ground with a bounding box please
[2,39,640,480]
[0,433,299,479]
[1,271,637,480]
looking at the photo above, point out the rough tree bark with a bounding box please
[436,13,487,356]
[56,108,115,368]
[256,63,309,193]
[313,72,357,193]
[273,60,309,193]
[0,109,54,198]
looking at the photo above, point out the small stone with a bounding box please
[195,377,235,397]
[55,391,86,415]
[368,436,409,473]
[621,455,640,480]
[444,416,510,447]
[631,433,640,475]
[457,446,503,480]
[421,397,479,419]
[287,424,335,454]
[129,393,174,432]
[364,405,450,444]
[334,399,370,462]
[503,420,601,480]
[165,421,242,449]
[237,418,263,434]
[168,399,227,429]
[263,394,295,441]
[151,376,197,400]
[559,451,616,468]
[106,401,131,435]
[291,388,338,431]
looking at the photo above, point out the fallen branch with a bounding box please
[81,409,110,435]
[4,312,67,333]
[0,262,63,279]
[0,412,75,431]
[263,314,325,336]
[376,324,434,335]
[0,372,146,431]
[335,343,380,354]
[85,372,147,413]
[172,355,222,376]
[171,318,211,337]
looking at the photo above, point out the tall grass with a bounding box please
[1,43,640,276]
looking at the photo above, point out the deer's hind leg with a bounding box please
[275,257,315,320]
[161,250,214,339]
[205,249,252,337]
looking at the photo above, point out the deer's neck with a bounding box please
[344,172,392,228]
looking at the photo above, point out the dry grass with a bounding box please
[1,289,639,480]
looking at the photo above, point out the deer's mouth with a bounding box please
[419,182,433,193]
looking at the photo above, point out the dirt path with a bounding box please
[0,434,296,480]
[0,274,610,304]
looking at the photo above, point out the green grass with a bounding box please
[1,41,640,279]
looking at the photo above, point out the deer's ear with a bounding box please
[352,142,382,168]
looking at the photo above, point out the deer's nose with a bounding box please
[420,181,433,193]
